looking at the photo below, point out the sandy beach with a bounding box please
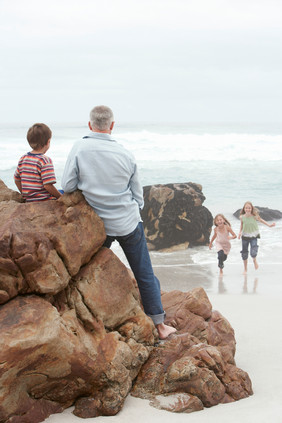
[45,253,282,423]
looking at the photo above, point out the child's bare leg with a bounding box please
[253,257,259,270]
[219,268,223,275]
[243,259,248,274]
[156,323,177,340]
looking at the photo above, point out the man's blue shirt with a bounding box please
[61,132,144,236]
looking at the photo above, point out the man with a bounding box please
[61,105,176,339]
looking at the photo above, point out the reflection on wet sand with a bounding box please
[243,276,258,294]
[218,275,226,294]
[218,275,258,294]
[153,263,214,293]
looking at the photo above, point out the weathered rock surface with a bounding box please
[0,190,106,303]
[0,179,24,203]
[132,288,252,410]
[0,181,252,422]
[141,183,213,251]
[149,393,204,413]
[233,206,282,220]
[0,193,156,422]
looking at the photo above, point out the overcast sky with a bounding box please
[0,0,282,124]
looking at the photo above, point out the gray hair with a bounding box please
[89,105,114,130]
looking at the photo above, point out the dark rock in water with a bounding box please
[233,206,282,221]
[141,183,213,251]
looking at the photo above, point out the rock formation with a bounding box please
[233,206,282,220]
[0,181,252,422]
[132,289,252,409]
[141,183,213,251]
[0,189,105,303]
[0,179,24,203]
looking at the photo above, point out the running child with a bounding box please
[238,201,275,274]
[14,123,62,202]
[209,214,237,275]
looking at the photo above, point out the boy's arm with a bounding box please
[14,166,22,193]
[41,157,61,199]
[257,216,276,227]
[44,183,62,199]
[15,179,22,193]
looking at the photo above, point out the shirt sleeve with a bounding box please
[41,158,56,185]
[14,166,21,181]
[61,144,79,192]
[130,163,144,209]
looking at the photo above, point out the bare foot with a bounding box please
[156,323,177,340]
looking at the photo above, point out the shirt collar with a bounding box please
[83,132,116,142]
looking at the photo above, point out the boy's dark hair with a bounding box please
[27,123,52,150]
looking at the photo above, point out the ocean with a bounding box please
[1,122,282,294]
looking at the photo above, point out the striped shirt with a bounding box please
[14,152,57,202]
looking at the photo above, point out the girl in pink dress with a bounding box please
[209,214,237,275]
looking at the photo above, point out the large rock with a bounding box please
[0,179,24,203]
[0,186,157,422]
[0,182,252,421]
[141,183,213,251]
[0,290,154,422]
[0,190,106,303]
[132,288,253,410]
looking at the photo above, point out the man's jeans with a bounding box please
[103,222,165,325]
[241,237,258,260]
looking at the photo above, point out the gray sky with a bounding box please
[0,0,282,124]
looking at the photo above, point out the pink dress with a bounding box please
[215,227,231,255]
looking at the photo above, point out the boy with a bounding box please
[14,123,62,202]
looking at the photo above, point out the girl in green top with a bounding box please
[238,201,276,274]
